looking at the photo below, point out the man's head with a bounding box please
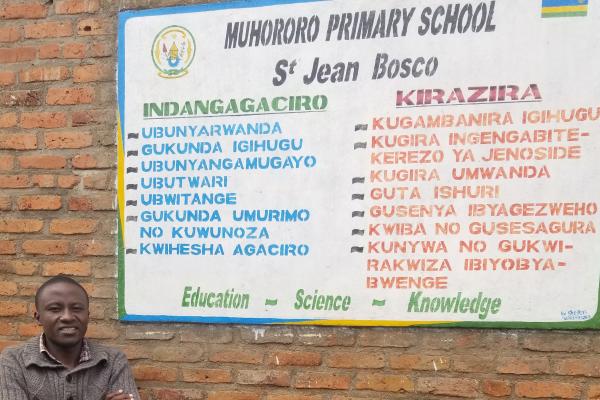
[34,276,89,349]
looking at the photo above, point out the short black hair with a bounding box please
[35,275,89,309]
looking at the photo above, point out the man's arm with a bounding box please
[0,362,29,400]
[108,351,139,399]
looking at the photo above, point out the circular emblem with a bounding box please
[151,26,196,79]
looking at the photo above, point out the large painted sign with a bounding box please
[117,0,600,328]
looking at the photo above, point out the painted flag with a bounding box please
[542,0,588,18]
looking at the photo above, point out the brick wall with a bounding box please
[1,0,599,399]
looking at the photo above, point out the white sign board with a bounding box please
[118,0,600,327]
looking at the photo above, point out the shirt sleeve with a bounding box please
[0,362,29,400]
[108,351,140,399]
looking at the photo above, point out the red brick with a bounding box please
[209,350,263,364]
[32,174,56,187]
[19,66,70,83]
[72,109,110,126]
[0,196,10,210]
[86,323,119,339]
[72,153,113,169]
[0,112,18,128]
[483,379,512,397]
[19,155,66,169]
[73,63,113,82]
[0,47,36,64]
[149,388,204,400]
[0,240,16,254]
[17,323,42,337]
[0,27,20,42]
[266,396,323,400]
[417,377,478,398]
[237,370,290,386]
[0,155,14,170]
[0,71,16,86]
[88,304,106,321]
[19,282,39,297]
[0,175,30,188]
[296,327,354,346]
[23,240,69,255]
[77,18,111,35]
[50,218,98,234]
[0,260,38,275]
[47,86,94,105]
[0,219,43,233]
[83,172,111,190]
[63,42,86,58]
[18,195,62,210]
[88,42,111,57]
[0,301,28,316]
[126,326,175,341]
[152,345,203,362]
[38,43,61,59]
[68,195,115,211]
[497,356,550,375]
[266,351,321,366]
[0,3,47,19]
[208,392,260,400]
[57,175,80,188]
[589,384,600,400]
[42,261,91,276]
[0,134,37,150]
[421,330,482,350]
[327,352,384,369]
[45,131,93,149]
[357,330,418,348]
[0,90,42,106]
[354,373,413,393]
[55,0,100,14]
[182,368,232,383]
[515,381,581,399]
[554,358,600,377]
[0,322,16,336]
[82,304,104,319]
[80,283,112,300]
[390,354,450,371]
[523,333,589,352]
[20,112,67,129]
[295,372,351,390]
[180,326,233,344]
[452,355,495,373]
[119,345,148,360]
[0,281,18,296]
[24,21,72,38]
[73,240,113,256]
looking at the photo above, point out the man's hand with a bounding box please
[105,389,134,400]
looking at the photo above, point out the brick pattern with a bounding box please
[0,1,598,399]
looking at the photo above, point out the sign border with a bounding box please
[117,0,600,329]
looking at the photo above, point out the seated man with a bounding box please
[0,275,139,400]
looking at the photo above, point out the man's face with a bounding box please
[35,282,89,349]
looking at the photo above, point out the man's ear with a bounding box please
[34,310,41,325]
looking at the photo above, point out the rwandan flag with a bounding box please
[542,0,588,17]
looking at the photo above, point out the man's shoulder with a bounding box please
[0,338,38,367]
[87,340,128,364]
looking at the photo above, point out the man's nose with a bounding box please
[60,309,75,320]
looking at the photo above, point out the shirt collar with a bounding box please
[39,334,91,365]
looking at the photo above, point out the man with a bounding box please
[0,276,139,400]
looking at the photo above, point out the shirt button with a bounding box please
[66,375,72,383]
[67,397,73,400]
